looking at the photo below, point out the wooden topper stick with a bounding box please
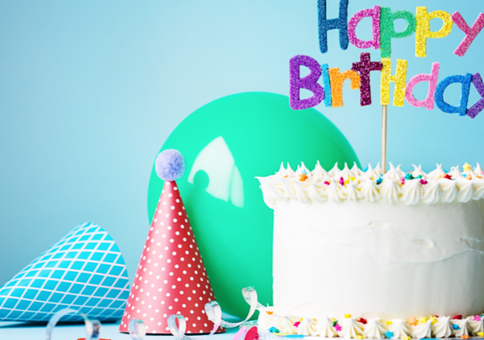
[381,105,387,174]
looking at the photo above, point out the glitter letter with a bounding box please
[435,74,472,116]
[380,58,408,107]
[380,8,417,58]
[289,55,325,110]
[329,68,361,108]
[322,64,332,107]
[415,7,453,58]
[348,6,381,50]
[318,0,349,54]
[405,62,440,110]
[467,73,484,119]
[351,53,383,106]
[452,12,484,57]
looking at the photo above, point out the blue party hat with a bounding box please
[0,223,130,322]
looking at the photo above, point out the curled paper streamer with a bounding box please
[415,7,453,58]
[129,318,146,339]
[45,308,101,340]
[452,12,484,57]
[168,287,261,340]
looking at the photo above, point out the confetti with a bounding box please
[380,7,417,58]
[329,68,361,107]
[468,73,484,119]
[405,63,440,110]
[381,58,408,107]
[452,12,484,57]
[269,327,280,333]
[435,74,472,116]
[318,0,349,54]
[352,53,383,106]
[415,7,453,58]
[348,6,381,49]
[322,64,332,108]
[289,55,325,110]
[473,315,482,321]
[419,317,428,324]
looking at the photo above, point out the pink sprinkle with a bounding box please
[293,321,301,327]
[324,181,330,186]
[401,177,405,185]
[339,177,345,186]
[474,315,482,321]
[334,324,342,332]
[420,179,428,185]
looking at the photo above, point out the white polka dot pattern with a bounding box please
[119,181,222,335]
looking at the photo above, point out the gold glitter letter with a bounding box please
[415,7,454,58]
[380,58,408,107]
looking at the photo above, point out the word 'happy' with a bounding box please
[289,0,484,118]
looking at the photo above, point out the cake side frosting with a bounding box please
[258,162,484,208]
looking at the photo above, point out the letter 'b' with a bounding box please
[289,55,325,110]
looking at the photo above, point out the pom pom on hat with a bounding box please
[155,149,185,181]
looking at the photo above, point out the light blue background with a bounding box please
[1,0,483,290]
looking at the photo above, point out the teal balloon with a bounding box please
[147,92,359,318]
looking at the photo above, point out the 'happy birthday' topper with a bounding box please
[289,0,484,118]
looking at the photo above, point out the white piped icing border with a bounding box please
[258,308,484,339]
[257,162,484,208]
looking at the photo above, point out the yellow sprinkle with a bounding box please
[345,314,352,319]
[381,58,408,107]
[430,316,438,325]
[344,179,350,185]
[477,332,484,337]
[418,317,428,324]
[350,176,356,182]
[385,321,393,325]
[356,336,364,339]
[464,163,472,172]
[403,337,411,340]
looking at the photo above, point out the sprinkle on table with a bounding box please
[477,332,484,337]
[461,335,470,339]
[402,337,411,340]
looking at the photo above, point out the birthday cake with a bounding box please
[257,162,484,338]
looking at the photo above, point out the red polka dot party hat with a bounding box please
[119,150,224,335]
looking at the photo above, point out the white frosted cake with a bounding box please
[257,162,484,339]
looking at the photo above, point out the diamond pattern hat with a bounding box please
[119,150,223,335]
[0,223,130,322]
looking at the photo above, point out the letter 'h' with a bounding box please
[318,0,349,53]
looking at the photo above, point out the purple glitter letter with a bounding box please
[351,53,383,106]
[468,73,484,119]
[289,55,325,110]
